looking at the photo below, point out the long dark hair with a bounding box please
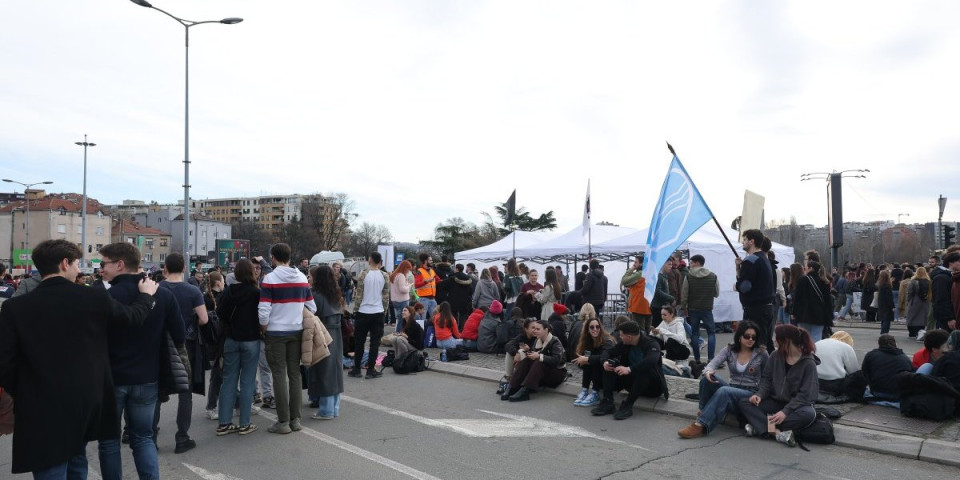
[402,305,418,334]
[774,324,816,356]
[234,259,258,287]
[435,301,455,329]
[576,316,613,356]
[730,320,762,353]
[310,265,343,307]
[543,268,563,297]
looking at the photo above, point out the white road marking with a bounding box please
[258,410,443,480]
[340,395,649,450]
[183,463,244,480]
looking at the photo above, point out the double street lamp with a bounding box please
[2,179,54,268]
[129,0,242,261]
[75,135,96,267]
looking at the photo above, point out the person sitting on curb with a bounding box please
[501,320,567,402]
[861,334,913,400]
[570,315,616,407]
[461,306,486,351]
[477,301,503,354]
[678,321,768,439]
[814,331,860,397]
[591,321,668,420]
[739,324,819,448]
[913,329,950,372]
[496,316,537,395]
[651,306,692,374]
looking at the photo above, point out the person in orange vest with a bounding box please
[414,253,439,319]
[621,256,652,333]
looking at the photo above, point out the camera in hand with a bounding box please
[607,358,620,368]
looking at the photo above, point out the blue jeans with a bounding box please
[778,306,791,325]
[688,310,715,363]
[98,382,159,480]
[219,338,261,426]
[698,385,754,432]
[437,337,462,350]
[32,454,88,480]
[391,300,409,333]
[798,322,824,342]
[838,294,854,319]
[916,363,934,375]
[697,375,729,409]
[420,297,438,320]
[462,339,478,351]
[315,394,341,418]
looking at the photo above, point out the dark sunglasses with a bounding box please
[588,325,601,331]
[741,334,757,340]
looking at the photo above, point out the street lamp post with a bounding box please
[2,179,54,269]
[801,169,869,269]
[75,135,96,268]
[129,0,242,261]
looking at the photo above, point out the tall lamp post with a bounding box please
[75,135,96,268]
[129,0,242,261]
[801,169,869,269]
[2,179,54,269]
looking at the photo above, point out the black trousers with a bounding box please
[739,397,816,434]
[743,304,774,352]
[601,367,663,407]
[580,361,605,390]
[353,312,385,370]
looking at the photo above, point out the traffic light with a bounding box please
[944,224,956,249]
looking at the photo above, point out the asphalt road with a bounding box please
[1,346,951,480]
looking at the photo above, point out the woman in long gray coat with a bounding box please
[307,265,345,420]
[905,267,931,339]
[472,268,502,309]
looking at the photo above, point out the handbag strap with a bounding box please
[807,276,824,304]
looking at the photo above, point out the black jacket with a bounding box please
[861,346,913,395]
[547,312,568,354]
[931,267,954,322]
[0,277,153,474]
[442,272,474,318]
[607,334,669,399]
[579,269,606,306]
[217,282,262,342]
[792,274,832,326]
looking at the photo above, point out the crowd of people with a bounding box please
[2,232,960,478]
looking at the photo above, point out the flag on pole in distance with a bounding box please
[505,189,516,226]
[642,155,715,303]
[582,179,591,237]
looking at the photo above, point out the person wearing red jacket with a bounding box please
[461,306,487,351]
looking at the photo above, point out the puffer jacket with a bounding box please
[301,309,332,367]
[158,333,190,398]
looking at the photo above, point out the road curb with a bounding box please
[427,361,960,466]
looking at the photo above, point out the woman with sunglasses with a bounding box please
[678,321,768,438]
[570,316,616,407]
[738,324,818,447]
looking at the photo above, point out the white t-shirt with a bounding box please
[358,270,386,314]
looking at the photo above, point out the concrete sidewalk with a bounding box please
[423,350,960,468]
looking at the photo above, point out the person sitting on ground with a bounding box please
[382,306,424,356]
[501,319,567,402]
[567,303,597,361]
[928,330,960,390]
[498,316,538,394]
[678,321,768,439]
[591,321,668,421]
[432,301,462,352]
[913,328,950,374]
[913,329,950,373]
[739,324,819,448]
[571,315,616,408]
[861,334,913,400]
[477,301,503,354]
[651,305,691,372]
[460,305,486,351]
[814,331,860,396]
[547,303,569,354]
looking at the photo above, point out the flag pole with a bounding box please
[666,142,740,259]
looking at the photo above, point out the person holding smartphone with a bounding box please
[500,320,567,402]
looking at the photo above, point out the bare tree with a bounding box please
[301,193,355,251]
[347,222,393,257]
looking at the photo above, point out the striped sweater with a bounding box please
[258,266,317,332]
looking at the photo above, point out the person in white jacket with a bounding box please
[814,330,860,396]
[651,305,691,369]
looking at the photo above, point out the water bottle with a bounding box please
[440,349,448,362]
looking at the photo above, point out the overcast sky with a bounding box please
[2,1,958,243]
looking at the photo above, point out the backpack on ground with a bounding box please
[795,412,835,451]
[393,351,427,374]
[381,350,396,368]
[446,345,470,362]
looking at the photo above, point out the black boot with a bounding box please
[508,387,530,402]
[501,386,519,401]
[591,398,616,416]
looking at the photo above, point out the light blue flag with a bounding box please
[642,154,715,303]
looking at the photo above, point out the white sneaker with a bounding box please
[581,390,600,407]
[573,388,589,406]
[205,409,218,421]
[775,430,797,447]
[917,330,926,342]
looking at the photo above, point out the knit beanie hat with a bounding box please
[552,303,568,315]
[489,300,503,315]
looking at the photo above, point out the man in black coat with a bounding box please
[591,321,668,420]
[861,334,913,399]
[578,260,607,314]
[0,239,158,476]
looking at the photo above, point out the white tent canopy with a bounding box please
[510,224,640,262]
[455,230,558,262]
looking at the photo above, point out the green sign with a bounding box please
[12,249,32,267]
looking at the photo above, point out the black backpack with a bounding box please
[393,351,426,374]
[446,345,470,362]
[381,350,396,368]
[795,413,835,451]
